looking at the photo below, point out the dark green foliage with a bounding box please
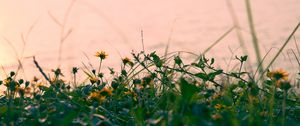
[0,52,299,126]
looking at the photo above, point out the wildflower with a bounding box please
[124,90,138,101]
[88,91,106,102]
[98,73,104,78]
[212,93,222,100]
[50,78,65,84]
[15,85,20,92]
[33,76,39,82]
[124,90,132,95]
[36,82,45,88]
[72,67,79,74]
[88,91,105,102]
[89,77,99,84]
[95,51,108,60]
[277,80,291,91]
[267,69,289,81]
[99,88,112,96]
[4,78,12,87]
[52,68,64,77]
[214,104,224,110]
[211,113,222,120]
[122,57,134,66]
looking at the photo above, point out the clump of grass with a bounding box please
[0,50,300,125]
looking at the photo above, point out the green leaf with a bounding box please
[241,55,248,62]
[180,78,198,101]
[210,58,215,65]
[150,52,163,67]
[174,56,182,65]
[207,73,216,81]
[195,73,208,81]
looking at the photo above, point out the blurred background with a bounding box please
[0,0,299,80]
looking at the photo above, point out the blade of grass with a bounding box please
[33,56,51,83]
[141,29,145,52]
[80,0,131,47]
[288,49,300,70]
[226,0,254,73]
[56,0,77,68]
[245,0,263,74]
[203,26,235,54]
[254,47,277,77]
[226,0,248,56]
[294,36,300,59]
[263,22,300,75]
[164,19,177,58]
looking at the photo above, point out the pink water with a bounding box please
[0,0,299,80]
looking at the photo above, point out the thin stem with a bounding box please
[268,83,276,126]
[245,0,264,75]
[73,73,77,87]
[98,59,103,75]
[282,90,287,126]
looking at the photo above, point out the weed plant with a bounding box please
[0,50,300,126]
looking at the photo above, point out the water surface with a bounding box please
[0,0,299,79]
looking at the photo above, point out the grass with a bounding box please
[245,0,264,75]
[0,50,300,125]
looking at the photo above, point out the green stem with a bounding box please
[245,0,263,75]
[282,90,287,126]
[98,59,103,75]
[268,83,276,126]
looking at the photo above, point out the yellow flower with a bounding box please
[4,78,11,87]
[50,78,65,84]
[214,104,224,110]
[99,88,112,96]
[124,90,138,101]
[212,93,222,100]
[122,57,134,66]
[95,51,108,60]
[124,90,132,95]
[88,91,106,102]
[15,85,20,92]
[267,69,289,81]
[36,82,45,88]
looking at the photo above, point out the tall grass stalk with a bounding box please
[164,19,177,58]
[263,23,300,75]
[202,27,235,54]
[294,36,300,59]
[226,0,254,73]
[49,0,76,68]
[186,27,234,71]
[245,0,264,75]
[141,30,145,52]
